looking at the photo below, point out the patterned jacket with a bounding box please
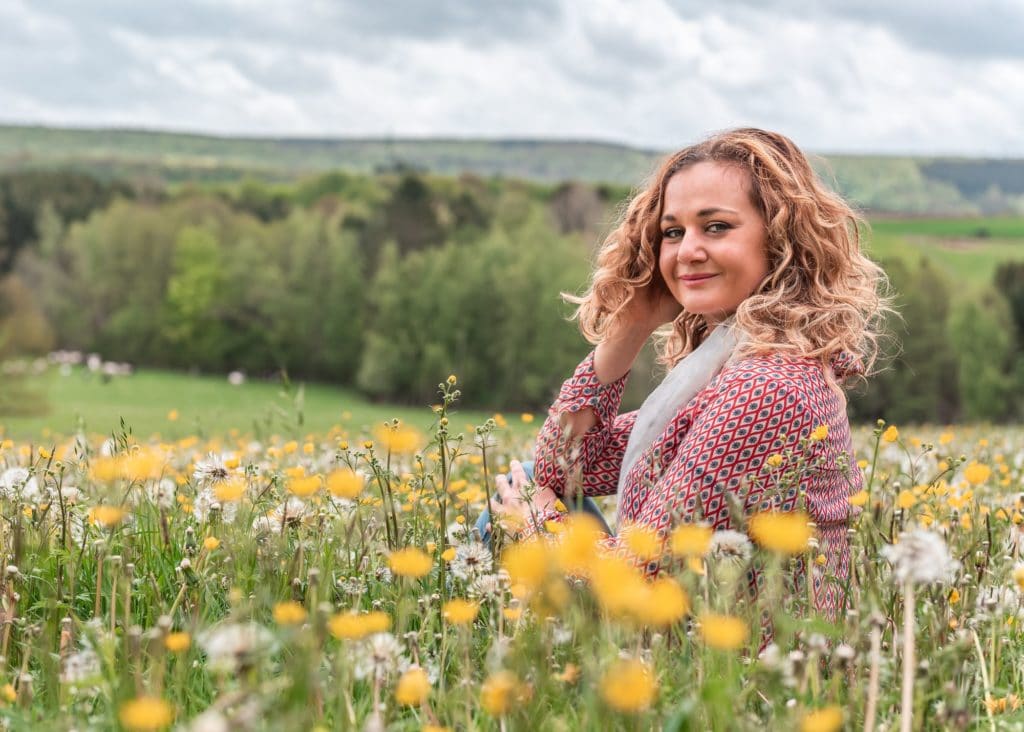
[528,349,863,620]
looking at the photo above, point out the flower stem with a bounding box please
[899,582,915,732]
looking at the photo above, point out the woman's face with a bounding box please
[657,162,770,327]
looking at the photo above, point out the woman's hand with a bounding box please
[490,459,560,534]
[622,270,683,334]
[588,271,682,388]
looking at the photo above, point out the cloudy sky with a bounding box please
[2,0,1023,155]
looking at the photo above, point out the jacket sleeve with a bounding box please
[524,364,851,621]
[532,350,638,498]
[528,369,815,553]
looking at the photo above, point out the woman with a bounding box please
[486,128,887,620]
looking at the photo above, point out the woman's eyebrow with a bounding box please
[661,207,739,222]
[696,206,739,217]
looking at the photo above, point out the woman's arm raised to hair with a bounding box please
[536,276,679,497]
[559,325,653,436]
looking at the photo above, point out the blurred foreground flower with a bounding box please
[395,667,431,706]
[882,529,959,585]
[801,706,843,732]
[600,658,657,713]
[748,511,813,555]
[480,670,528,716]
[328,611,391,640]
[388,547,433,578]
[670,523,712,557]
[699,614,749,650]
[273,601,308,626]
[119,696,173,731]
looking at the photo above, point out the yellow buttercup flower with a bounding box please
[287,475,321,498]
[589,553,648,619]
[326,469,364,499]
[620,523,662,561]
[801,706,843,732]
[635,578,689,627]
[848,490,869,507]
[502,538,551,592]
[213,476,246,502]
[964,462,992,486]
[373,424,421,454]
[699,613,749,650]
[394,667,430,706]
[882,425,899,443]
[599,658,657,713]
[553,514,605,576]
[203,537,220,551]
[442,599,479,626]
[272,601,307,626]
[118,696,174,731]
[748,511,813,555]
[328,611,391,640]
[164,632,191,653]
[809,424,828,441]
[1012,565,1024,592]
[480,670,525,716]
[670,523,712,557]
[388,547,433,578]
[90,505,126,528]
[896,490,916,510]
[765,453,784,468]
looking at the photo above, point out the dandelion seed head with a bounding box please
[881,529,959,586]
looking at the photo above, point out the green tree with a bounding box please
[162,226,226,366]
[850,258,959,423]
[948,292,1017,420]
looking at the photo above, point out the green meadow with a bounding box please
[0,368,535,442]
[863,216,1024,291]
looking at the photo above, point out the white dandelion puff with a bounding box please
[450,541,493,581]
[708,530,753,561]
[881,529,959,586]
[197,622,276,674]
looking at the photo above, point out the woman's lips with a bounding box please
[679,273,717,284]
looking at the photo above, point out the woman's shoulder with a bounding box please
[717,352,823,388]
[706,351,857,410]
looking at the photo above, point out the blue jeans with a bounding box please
[474,460,613,546]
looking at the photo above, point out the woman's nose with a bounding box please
[676,232,708,262]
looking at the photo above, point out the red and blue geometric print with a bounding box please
[530,349,863,621]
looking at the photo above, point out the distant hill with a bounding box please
[1,124,1022,215]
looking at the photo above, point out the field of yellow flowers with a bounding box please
[0,376,1022,730]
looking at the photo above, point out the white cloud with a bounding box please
[0,0,1021,155]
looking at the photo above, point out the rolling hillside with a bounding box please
[2,124,1022,215]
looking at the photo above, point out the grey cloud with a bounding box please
[667,0,1024,60]
[29,0,562,50]
[337,0,562,42]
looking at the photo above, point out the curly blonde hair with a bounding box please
[565,128,890,382]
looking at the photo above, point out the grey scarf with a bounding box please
[614,320,740,525]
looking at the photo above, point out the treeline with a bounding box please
[1,169,614,409]
[2,168,1024,421]
[852,258,1024,423]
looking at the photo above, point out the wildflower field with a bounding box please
[1,375,1023,731]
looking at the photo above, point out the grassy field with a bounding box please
[863,216,1024,290]
[0,385,1021,728]
[0,367,536,443]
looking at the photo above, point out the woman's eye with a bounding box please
[706,222,731,234]
[662,227,683,239]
